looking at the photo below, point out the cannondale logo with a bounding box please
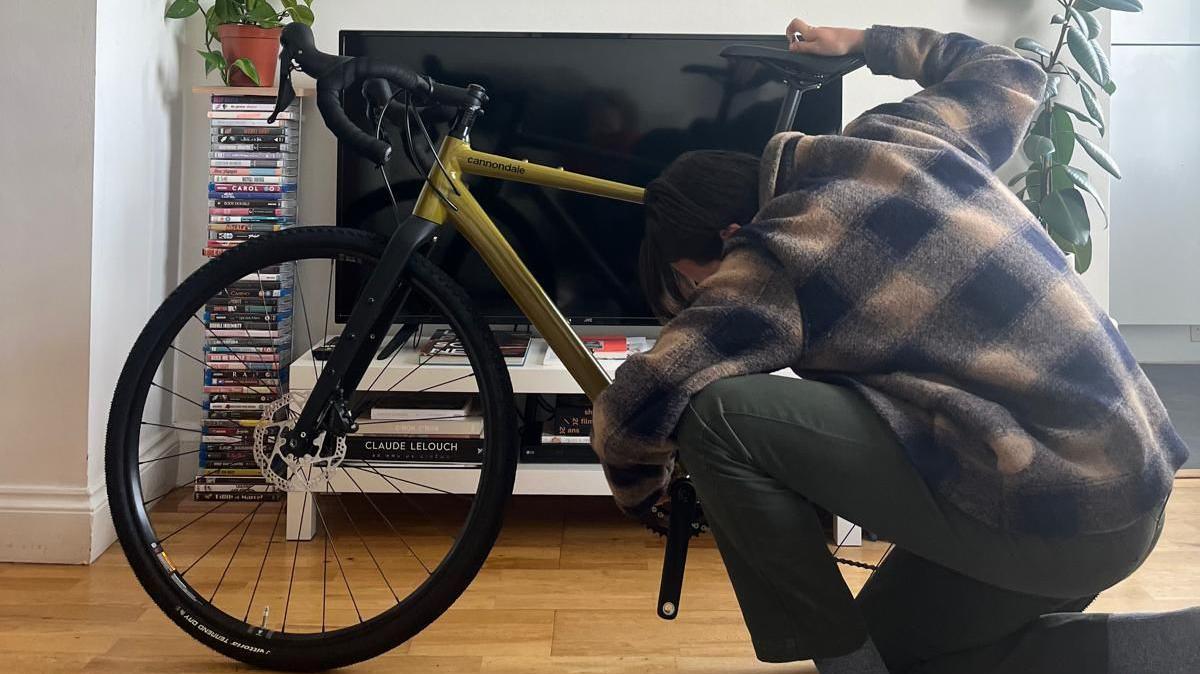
[466,156,526,174]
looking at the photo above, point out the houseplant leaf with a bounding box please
[1023,134,1055,162]
[1064,165,1110,226]
[165,0,200,18]
[1047,164,1074,194]
[1072,237,1093,274]
[1076,134,1122,179]
[1077,8,1102,39]
[1092,41,1113,87]
[1050,107,1075,164]
[1055,102,1102,131]
[1042,188,1090,247]
[1015,37,1051,59]
[1067,26,1106,87]
[1078,84,1105,135]
[1103,80,1117,95]
[1079,0,1144,11]
[231,57,261,86]
[1007,170,1034,187]
[197,49,226,75]
[287,4,315,25]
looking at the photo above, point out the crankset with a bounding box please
[655,478,705,620]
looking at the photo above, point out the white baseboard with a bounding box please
[0,430,178,564]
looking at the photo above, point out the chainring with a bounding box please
[643,497,707,538]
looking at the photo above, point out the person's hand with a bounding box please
[785,18,865,56]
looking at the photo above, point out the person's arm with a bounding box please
[787,19,1047,170]
[590,241,805,516]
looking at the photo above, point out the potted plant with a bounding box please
[165,0,316,87]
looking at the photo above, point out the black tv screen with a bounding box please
[337,31,843,324]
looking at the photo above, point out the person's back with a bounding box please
[591,17,1195,674]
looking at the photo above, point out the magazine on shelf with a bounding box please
[542,335,653,365]
[418,328,531,366]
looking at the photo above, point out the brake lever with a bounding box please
[269,47,297,123]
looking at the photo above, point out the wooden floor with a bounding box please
[1,479,1196,674]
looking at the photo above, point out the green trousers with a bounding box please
[675,374,1167,674]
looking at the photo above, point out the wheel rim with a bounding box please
[107,230,516,657]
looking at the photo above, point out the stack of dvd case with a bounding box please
[195,93,300,502]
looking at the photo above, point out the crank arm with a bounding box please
[657,479,698,620]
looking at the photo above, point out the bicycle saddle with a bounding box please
[720,44,865,84]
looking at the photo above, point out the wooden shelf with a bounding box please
[192,85,313,97]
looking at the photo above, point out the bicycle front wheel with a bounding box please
[105,226,518,670]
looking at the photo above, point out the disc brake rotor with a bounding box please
[253,390,347,491]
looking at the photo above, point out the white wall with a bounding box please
[176,0,1113,308]
[87,0,186,561]
[0,2,98,563]
[1109,2,1200,363]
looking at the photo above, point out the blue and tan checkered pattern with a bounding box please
[591,25,1189,535]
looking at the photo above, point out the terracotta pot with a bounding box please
[217,24,283,87]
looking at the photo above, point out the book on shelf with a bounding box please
[551,395,593,436]
[344,433,485,464]
[542,335,654,365]
[418,328,531,366]
[368,392,478,421]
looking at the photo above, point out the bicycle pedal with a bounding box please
[657,479,697,620]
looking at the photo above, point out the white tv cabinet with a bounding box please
[285,336,861,546]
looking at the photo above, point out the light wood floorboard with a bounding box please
[0,479,1196,673]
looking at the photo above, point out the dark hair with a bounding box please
[639,150,761,320]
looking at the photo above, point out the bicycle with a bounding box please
[105,22,864,670]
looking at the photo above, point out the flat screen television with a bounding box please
[337,31,843,325]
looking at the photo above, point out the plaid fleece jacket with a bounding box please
[590,25,1189,536]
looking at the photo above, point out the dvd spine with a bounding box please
[194,92,301,499]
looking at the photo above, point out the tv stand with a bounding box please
[285,336,862,547]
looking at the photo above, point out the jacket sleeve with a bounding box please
[846,25,1047,170]
[589,240,805,516]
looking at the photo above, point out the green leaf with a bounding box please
[1064,165,1110,227]
[1047,164,1073,194]
[1078,8,1102,39]
[197,49,226,76]
[1078,83,1105,135]
[1007,170,1034,187]
[287,5,315,25]
[248,1,277,24]
[231,57,261,85]
[1015,37,1051,59]
[1073,237,1093,274]
[1055,102,1102,131]
[1042,188,1090,247]
[1016,187,1028,199]
[303,0,313,5]
[1067,26,1106,87]
[1076,134,1122,179]
[280,0,298,8]
[1080,0,1144,11]
[165,0,200,18]
[1023,134,1055,162]
[1023,199,1043,218]
[1093,42,1112,87]
[1051,14,1067,24]
[213,0,234,23]
[1103,79,1117,95]
[1050,107,1075,164]
[1031,106,1052,139]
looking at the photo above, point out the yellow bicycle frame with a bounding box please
[410,136,645,401]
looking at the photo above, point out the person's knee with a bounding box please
[677,378,747,467]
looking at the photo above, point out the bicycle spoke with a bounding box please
[350,461,472,501]
[243,500,287,623]
[415,371,476,393]
[327,480,404,602]
[293,272,319,381]
[340,467,432,575]
[143,479,199,508]
[312,485,364,624]
[139,448,201,466]
[183,502,263,576]
[192,314,256,375]
[141,421,203,434]
[281,481,311,632]
[383,351,436,393]
[151,381,204,410]
[170,344,208,369]
[209,502,266,602]
[159,499,231,543]
[363,287,415,392]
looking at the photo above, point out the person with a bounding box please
[590,18,1196,674]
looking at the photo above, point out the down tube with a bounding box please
[447,184,612,400]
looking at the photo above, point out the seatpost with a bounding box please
[773,82,819,135]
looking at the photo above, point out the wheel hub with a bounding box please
[253,391,347,491]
